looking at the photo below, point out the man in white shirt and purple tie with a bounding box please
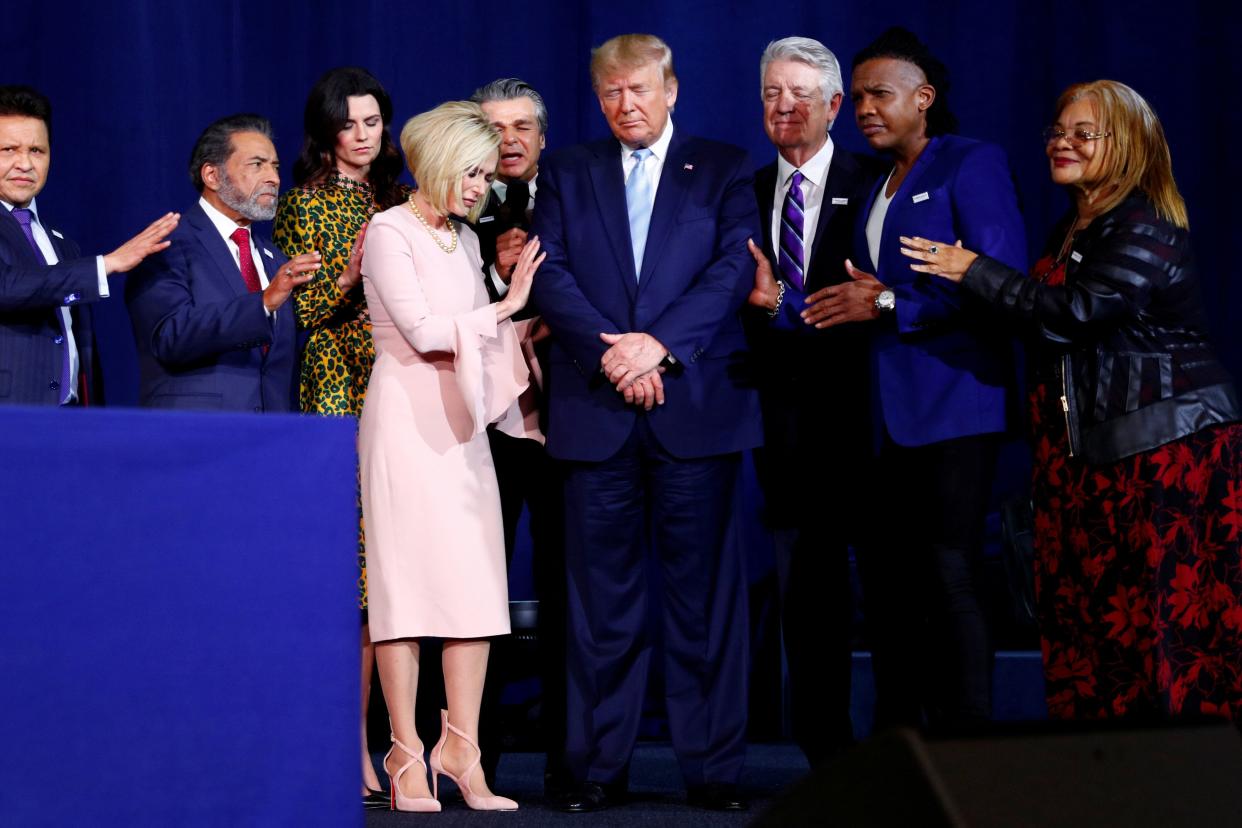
[744,36,880,767]
[0,84,178,406]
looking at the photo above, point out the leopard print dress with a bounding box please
[274,172,406,611]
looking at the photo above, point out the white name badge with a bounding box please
[262,248,275,259]
[1070,251,1083,263]
[831,197,849,205]
[479,215,496,223]
[912,192,930,203]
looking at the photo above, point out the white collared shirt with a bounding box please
[619,117,675,213]
[486,175,538,298]
[771,136,835,270]
[2,197,108,404]
[198,196,273,288]
[198,197,274,314]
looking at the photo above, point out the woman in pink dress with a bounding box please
[358,100,544,812]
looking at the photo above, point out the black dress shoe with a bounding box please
[362,788,390,810]
[686,782,748,811]
[554,781,625,812]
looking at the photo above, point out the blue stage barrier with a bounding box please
[0,406,360,827]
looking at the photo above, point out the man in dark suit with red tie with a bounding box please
[0,85,178,406]
[126,114,321,413]
[531,35,762,813]
[743,38,880,767]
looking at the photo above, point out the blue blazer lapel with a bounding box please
[880,135,942,247]
[186,202,249,298]
[0,210,33,260]
[807,150,857,267]
[636,131,691,291]
[586,140,638,302]
[754,162,778,259]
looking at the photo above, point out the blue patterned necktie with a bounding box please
[12,207,72,402]
[778,170,806,291]
[625,147,654,280]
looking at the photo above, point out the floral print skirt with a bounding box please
[1030,382,1242,722]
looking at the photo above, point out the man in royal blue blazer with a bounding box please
[127,114,320,412]
[0,85,178,406]
[531,34,762,813]
[804,29,1027,732]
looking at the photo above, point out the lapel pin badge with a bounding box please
[263,248,274,259]
[912,191,930,203]
[683,163,694,171]
[51,229,65,239]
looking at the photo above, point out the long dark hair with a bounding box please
[292,66,404,209]
[853,27,958,137]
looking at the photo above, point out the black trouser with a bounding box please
[856,431,1000,733]
[753,371,868,765]
[479,428,568,787]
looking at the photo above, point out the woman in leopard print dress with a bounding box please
[273,66,408,807]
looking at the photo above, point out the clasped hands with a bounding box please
[599,331,667,410]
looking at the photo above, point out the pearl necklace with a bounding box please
[407,194,458,254]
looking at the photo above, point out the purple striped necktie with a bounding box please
[778,169,806,292]
[12,207,72,402]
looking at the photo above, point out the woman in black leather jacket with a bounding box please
[899,80,1242,723]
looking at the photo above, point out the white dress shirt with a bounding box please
[619,116,675,212]
[198,197,274,316]
[771,136,836,268]
[865,169,897,272]
[3,198,108,404]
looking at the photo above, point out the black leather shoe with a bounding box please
[362,788,390,810]
[686,783,748,811]
[554,781,624,812]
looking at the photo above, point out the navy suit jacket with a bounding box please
[530,129,763,461]
[855,134,1027,447]
[125,202,296,412]
[0,207,102,405]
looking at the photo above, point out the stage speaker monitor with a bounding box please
[752,722,1242,827]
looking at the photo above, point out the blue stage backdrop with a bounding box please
[0,407,360,826]
[4,0,1238,405]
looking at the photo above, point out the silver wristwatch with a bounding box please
[874,289,895,313]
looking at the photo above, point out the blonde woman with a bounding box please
[901,80,1242,723]
[359,101,544,812]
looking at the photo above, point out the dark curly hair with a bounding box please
[852,27,958,137]
[0,85,52,139]
[292,66,405,210]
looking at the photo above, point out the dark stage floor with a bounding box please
[365,742,808,826]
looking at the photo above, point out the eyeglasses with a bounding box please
[1042,126,1112,147]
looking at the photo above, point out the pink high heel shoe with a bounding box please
[429,709,519,811]
[384,735,442,813]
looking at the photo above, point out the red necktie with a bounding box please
[229,227,263,292]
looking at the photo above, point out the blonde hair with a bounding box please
[590,33,677,91]
[1056,80,1188,228]
[399,101,499,223]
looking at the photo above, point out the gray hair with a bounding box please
[760,36,844,113]
[188,113,274,193]
[470,78,549,135]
